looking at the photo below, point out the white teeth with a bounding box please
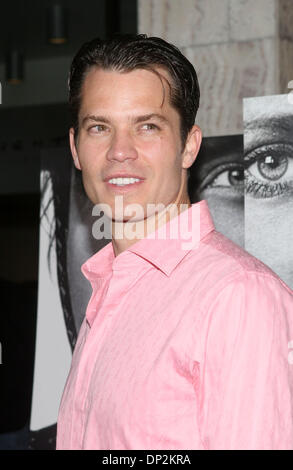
[108,177,142,186]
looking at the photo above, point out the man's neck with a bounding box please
[111,196,192,258]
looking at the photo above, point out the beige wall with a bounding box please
[138,0,293,136]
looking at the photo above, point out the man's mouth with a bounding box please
[108,177,143,186]
[103,173,146,193]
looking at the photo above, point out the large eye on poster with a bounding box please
[244,94,293,289]
[188,134,244,248]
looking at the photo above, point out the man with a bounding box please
[56,34,293,450]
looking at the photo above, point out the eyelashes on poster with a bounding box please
[29,94,292,449]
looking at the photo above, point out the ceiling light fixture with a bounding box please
[6,49,24,84]
[47,4,68,44]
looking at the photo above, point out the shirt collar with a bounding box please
[81,199,215,280]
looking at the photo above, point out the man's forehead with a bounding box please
[79,65,176,117]
[82,65,173,99]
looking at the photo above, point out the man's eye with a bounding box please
[245,142,293,198]
[89,124,109,133]
[140,123,159,131]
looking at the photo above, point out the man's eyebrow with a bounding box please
[82,113,169,127]
[81,115,111,126]
[133,113,169,125]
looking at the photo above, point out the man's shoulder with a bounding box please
[201,229,280,276]
[203,229,276,273]
[184,229,293,303]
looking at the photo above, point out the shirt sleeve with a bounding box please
[198,271,293,450]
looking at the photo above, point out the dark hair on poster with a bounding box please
[40,148,77,351]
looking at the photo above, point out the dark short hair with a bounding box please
[68,34,200,148]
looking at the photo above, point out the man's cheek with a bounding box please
[83,164,98,180]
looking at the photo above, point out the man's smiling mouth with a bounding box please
[108,177,142,186]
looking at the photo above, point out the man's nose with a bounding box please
[106,130,138,162]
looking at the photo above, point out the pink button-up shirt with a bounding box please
[56,200,293,450]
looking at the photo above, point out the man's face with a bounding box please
[70,67,200,221]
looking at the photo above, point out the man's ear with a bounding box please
[69,127,81,170]
[182,125,202,170]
